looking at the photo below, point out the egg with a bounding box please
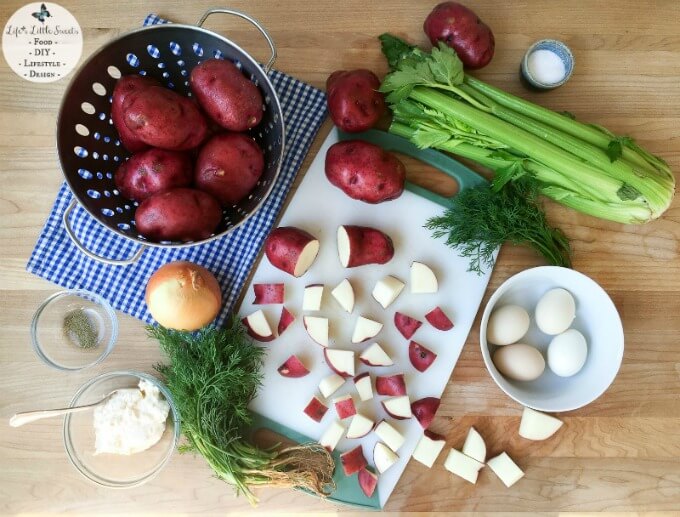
[535,288,576,335]
[492,343,545,381]
[486,304,530,345]
[547,329,588,377]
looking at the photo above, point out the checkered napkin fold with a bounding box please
[26,13,328,326]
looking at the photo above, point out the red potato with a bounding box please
[340,445,368,476]
[134,188,222,242]
[265,227,320,277]
[423,2,495,69]
[190,58,264,131]
[123,85,208,150]
[242,309,275,342]
[194,133,265,205]
[303,396,328,423]
[325,140,405,204]
[358,467,378,498]
[381,396,412,420]
[326,69,386,133]
[411,397,441,429]
[394,312,422,339]
[253,283,284,305]
[337,225,394,268]
[277,354,309,378]
[114,148,192,201]
[333,394,357,420]
[426,306,454,330]
[376,374,407,396]
[409,341,437,372]
[111,75,158,152]
[277,306,295,336]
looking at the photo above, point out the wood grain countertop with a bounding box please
[1,0,679,513]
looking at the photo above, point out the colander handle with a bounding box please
[197,8,277,73]
[62,199,146,266]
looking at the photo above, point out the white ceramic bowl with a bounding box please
[480,266,623,412]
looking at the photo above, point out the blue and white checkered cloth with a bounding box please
[26,14,327,326]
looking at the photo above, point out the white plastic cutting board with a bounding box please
[240,128,494,507]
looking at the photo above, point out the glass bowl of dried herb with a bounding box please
[30,289,118,371]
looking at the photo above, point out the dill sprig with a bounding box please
[150,320,335,505]
[426,179,572,274]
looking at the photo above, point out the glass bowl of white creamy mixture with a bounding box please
[63,370,180,488]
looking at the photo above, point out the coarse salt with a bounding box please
[527,49,566,85]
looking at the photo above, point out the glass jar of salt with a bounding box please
[521,39,574,90]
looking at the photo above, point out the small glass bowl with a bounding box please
[63,370,180,488]
[31,289,118,371]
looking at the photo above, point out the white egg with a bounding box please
[487,304,530,345]
[547,329,588,377]
[492,343,545,381]
[535,288,576,335]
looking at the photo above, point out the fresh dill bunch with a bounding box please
[151,321,264,452]
[149,319,334,505]
[426,179,572,274]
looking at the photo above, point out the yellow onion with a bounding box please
[145,261,221,330]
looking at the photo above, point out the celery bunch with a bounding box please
[380,34,674,224]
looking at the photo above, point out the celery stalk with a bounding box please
[409,87,626,203]
[457,84,675,209]
[464,75,672,178]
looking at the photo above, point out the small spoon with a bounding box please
[9,390,124,427]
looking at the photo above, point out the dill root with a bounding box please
[149,322,335,505]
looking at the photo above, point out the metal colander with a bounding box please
[57,9,284,265]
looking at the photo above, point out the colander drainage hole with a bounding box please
[87,189,100,199]
[117,223,130,230]
[192,43,204,57]
[74,146,88,158]
[92,82,106,96]
[78,168,92,180]
[147,45,160,58]
[101,208,114,217]
[75,124,89,136]
[96,172,103,179]
[107,65,121,79]
[81,102,95,115]
[126,53,140,67]
[93,132,100,140]
[169,42,182,56]
[213,49,223,59]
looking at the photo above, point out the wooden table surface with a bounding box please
[2,0,679,513]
